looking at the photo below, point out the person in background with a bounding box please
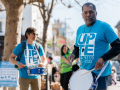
[48,56,58,82]
[9,27,47,90]
[60,45,73,90]
[111,65,117,85]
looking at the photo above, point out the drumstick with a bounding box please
[81,68,95,76]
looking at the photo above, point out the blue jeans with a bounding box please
[96,75,112,90]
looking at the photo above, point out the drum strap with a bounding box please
[26,42,29,65]
[96,61,109,81]
[90,61,109,90]
[35,45,43,63]
[26,42,42,66]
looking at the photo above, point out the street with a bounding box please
[108,81,120,90]
[0,81,120,90]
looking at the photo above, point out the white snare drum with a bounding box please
[69,69,97,90]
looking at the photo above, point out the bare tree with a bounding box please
[0,0,44,90]
[60,0,72,8]
[32,0,59,54]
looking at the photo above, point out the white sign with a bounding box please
[0,61,18,87]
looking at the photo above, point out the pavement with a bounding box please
[0,81,120,90]
[107,81,120,90]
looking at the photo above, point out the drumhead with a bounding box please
[69,69,93,90]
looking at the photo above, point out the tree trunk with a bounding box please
[1,0,24,61]
[42,21,49,54]
[1,0,24,90]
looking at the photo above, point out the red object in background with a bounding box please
[47,58,50,63]
[59,40,65,44]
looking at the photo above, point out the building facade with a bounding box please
[52,20,66,55]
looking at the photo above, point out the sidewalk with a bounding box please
[108,81,120,90]
[0,86,30,90]
[0,81,120,90]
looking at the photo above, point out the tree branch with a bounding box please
[41,3,47,23]
[60,0,72,8]
[28,0,44,4]
[74,0,82,7]
[60,0,68,7]
[47,2,50,13]
[53,0,59,8]
[32,3,39,7]
[38,2,44,20]
[48,0,54,21]
[31,3,44,20]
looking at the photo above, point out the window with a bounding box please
[0,22,2,32]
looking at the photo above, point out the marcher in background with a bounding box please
[48,56,58,82]
[9,27,47,90]
[60,45,73,90]
[69,2,120,90]
[111,65,117,85]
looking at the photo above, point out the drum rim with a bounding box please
[69,69,93,90]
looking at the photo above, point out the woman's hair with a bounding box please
[61,44,70,56]
[48,56,53,60]
[25,27,36,39]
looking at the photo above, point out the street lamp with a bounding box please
[65,18,71,44]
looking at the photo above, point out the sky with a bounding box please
[51,0,120,39]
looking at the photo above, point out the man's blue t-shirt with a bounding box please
[13,40,44,79]
[75,20,118,77]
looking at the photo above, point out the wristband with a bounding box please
[17,62,20,66]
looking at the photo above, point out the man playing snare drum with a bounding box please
[69,2,120,90]
[9,27,47,90]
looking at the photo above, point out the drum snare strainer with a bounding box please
[69,61,109,90]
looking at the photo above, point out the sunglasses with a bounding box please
[32,33,38,36]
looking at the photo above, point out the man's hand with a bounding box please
[95,58,105,71]
[18,62,26,69]
[38,63,46,67]
[68,54,75,62]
